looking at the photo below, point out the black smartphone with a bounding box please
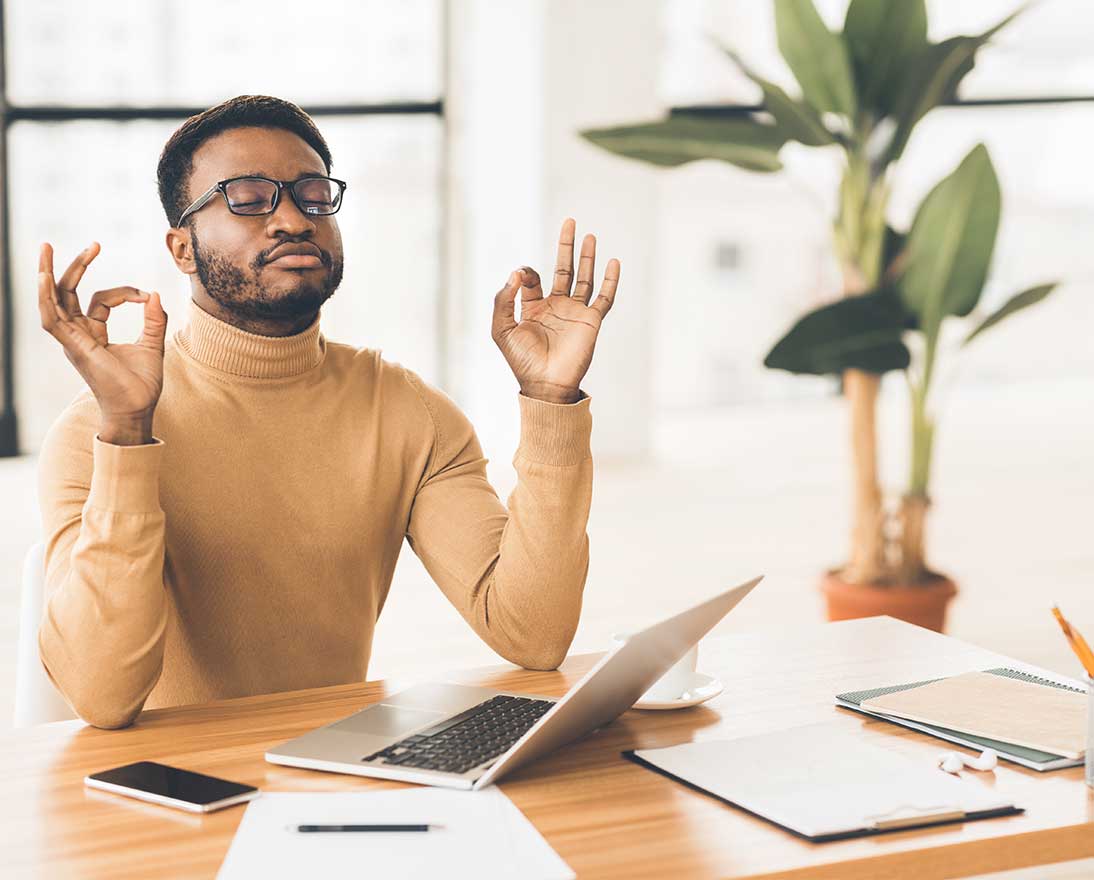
[84,761,260,813]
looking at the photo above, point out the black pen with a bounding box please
[287,823,440,832]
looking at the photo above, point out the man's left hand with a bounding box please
[491,218,620,405]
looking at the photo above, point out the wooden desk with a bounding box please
[4,617,1092,879]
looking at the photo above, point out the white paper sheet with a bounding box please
[216,787,574,880]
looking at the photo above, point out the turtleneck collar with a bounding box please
[174,299,325,379]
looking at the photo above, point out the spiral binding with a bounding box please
[838,667,1086,706]
[987,667,1086,694]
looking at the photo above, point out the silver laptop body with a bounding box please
[265,576,762,790]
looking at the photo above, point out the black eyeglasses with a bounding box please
[177,175,347,226]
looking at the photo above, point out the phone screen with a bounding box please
[87,761,256,805]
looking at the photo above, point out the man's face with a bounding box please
[182,126,344,321]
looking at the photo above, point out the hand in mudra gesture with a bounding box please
[491,218,620,404]
[38,241,169,434]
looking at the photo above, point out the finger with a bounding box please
[37,241,79,332]
[38,241,54,277]
[56,242,100,316]
[37,245,91,343]
[491,272,519,341]
[572,234,597,304]
[86,287,149,322]
[517,266,544,303]
[136,292,169,353]
[590,259,621,319]
[550,217,577,297]
[38,244,60,334]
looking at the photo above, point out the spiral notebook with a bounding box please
[836,667,1087,771]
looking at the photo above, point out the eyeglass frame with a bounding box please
[176,174,348,226]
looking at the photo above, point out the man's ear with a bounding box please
[166,226,197,275]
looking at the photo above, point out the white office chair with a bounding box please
[14,541,77,726]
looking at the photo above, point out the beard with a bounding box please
[191,228,344,321]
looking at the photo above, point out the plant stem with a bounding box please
[898,494,930,583]
[908,333,938,498]
[836,154,889,288]
[904,383,933,580]
[836,155,892,586]
[909,386,934,498]
[901,333,939,582]
[843,368,887,583]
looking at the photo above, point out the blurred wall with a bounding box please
[446,0,662,465]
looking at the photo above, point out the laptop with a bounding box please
[266,576,762,790]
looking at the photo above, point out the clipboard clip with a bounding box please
[866,804,966,831]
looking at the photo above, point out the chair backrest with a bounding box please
[14,542,77,726]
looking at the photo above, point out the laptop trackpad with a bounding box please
[334,705,444,737]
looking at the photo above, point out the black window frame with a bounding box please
[0,0,448,456]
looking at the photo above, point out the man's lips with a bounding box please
[266,253,324,269]
[264,242,325,269]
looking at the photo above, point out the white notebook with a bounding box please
[217,788,574,880]
[628,723,1020,842]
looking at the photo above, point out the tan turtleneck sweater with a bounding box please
[37,300,593,729]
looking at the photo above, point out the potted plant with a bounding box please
[579,0,1056,631]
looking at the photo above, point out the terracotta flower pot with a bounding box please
[820,569,958,633]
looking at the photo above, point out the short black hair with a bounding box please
[157,95,333,227]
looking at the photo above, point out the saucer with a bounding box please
[632,672,724,710]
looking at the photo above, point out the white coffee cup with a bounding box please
[612,634,698,702]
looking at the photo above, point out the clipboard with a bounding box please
[624,722,1022,842]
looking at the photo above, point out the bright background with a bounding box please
[1,0,1092,730]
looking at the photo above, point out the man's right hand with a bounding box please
[38,242,168,446]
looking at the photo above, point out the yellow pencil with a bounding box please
[1051,605,1094,677]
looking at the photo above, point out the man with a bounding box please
[36,95,620,729]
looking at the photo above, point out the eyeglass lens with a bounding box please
[223,178,342,216]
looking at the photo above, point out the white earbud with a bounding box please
[939,753,964,773]
[937,748,998,774]
[966,749,999,771]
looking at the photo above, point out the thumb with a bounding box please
[137,291,168,352]
[491,271,520,342]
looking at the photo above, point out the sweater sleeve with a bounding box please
[36,399,169,729]
[404,377,593,670]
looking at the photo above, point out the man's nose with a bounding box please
[264,188,317,238]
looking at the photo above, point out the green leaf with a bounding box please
[885,37,979,162]
[775,0,857,118]
[900,144,1001,335]
[843,0,927,117]
[579,117,786,172]
[720,46,835,147]
[963,282,1058,345]
[884,6,1025,162]
[764,291,910,376]
[759,82,836,147]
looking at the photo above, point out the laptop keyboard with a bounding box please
[362,694,555,776]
